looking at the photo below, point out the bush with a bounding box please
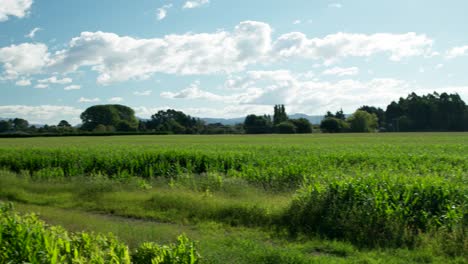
[283,177,467,249]
[0,202,200,263]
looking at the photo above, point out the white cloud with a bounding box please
[38,76,72,84]
[51,20,272,84]
[156,4,172,20]
[0,43,50,79]
[0,105,82,125]
[15,79,31,86]
[3,21,434,84]
[108,97,123,103]
[34,83,48,89]
[162,70,468,116]
[64,84,80,90]
[0,0,33,22]
[273,32,433,63]
[183,0,209,9]
[328,3,342,8]
[446,45,468,58]
[133,90,152,96]
[322,66,359,76]
[25,27,41,39]
[78,97,100,103]
[293,20,301,25]
[435,63,444,69]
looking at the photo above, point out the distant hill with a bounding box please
[201,114,325,125]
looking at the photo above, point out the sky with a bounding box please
[1,0,468,125]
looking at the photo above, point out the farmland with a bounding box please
[0,133,467,263]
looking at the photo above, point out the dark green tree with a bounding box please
[320,117,349,133]
[244,114,272,134]
[0,120,12,132]
[290,118,312,133]
[57,120,71,127]
[276,121,296,134]
[273,104,288,125]
[358,106,385,128]
[148,109,204,134]
[12,118,29,131]
[80,105,138,131]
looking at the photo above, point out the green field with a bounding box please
[0,133,467,263]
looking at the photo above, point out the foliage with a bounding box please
[276,121,296,134]
[347,110,378,132]
[147,109,204,134]
[244,114,272,134]
[320,117,349,133]
[358,105,386,128]
[285,177,467,248]
[0,202,200,264]
[289,118,312,133]
[80,104,139,132]
[273,104,288,125]
[385,92,467,131]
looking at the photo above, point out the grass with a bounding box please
[0,133,467,263]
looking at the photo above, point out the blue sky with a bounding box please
[1,0,468,124]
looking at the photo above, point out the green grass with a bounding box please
[0,133,467,263]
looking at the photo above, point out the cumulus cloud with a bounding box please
[273,32,433,64]
[78,97,100,103]
[446,45,468,58]
[15,79,31,86]
[25,27,41,39]
[38,76,72,84]
[50,20,272,84]
[64,84,80,90]
[0,43,50,79]
[2,21,434,84]
[0,105,82,125]
[162,70,468,116]
[133,90,152,96]
[0,0,33,22]
[108,97,123,103]
[34,83,48,89]
[322,67,359,76]
[156,4,172,20]
[183,0,209,9]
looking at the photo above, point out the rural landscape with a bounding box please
[1,0,468,263]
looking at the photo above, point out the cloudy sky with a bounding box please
[1,0,468,124]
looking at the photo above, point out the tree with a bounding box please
[320,117,349,133]
[148,109,204,134]
[12,118,29,131]
[358,106,385,128]
[57,120,71,127]
[273,104,288,125]
[324,109,346,120]
[80,105,138,132]
[0,120,12,133]
[290,118,312,133]
[347,110,378,132]
[276,121,296,134]
[244,114,272,134]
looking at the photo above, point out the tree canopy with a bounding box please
[80,105,139,132]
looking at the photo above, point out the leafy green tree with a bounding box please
[12,118,29,131]
[347,110,378,132]
[0,120,12,132]
[320,118,349,133]
[276,121,296,134]
[290,118,312,133]
[57,120,71,127]
[80,105,138,132]
[273,104,288,125]
[244,114,272,134]
[148,109,204,134]
[358,106,385,128]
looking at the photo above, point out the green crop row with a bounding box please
[0,202,200,264]
[0,145,465,189]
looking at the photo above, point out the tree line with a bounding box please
[0,92,467,136]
